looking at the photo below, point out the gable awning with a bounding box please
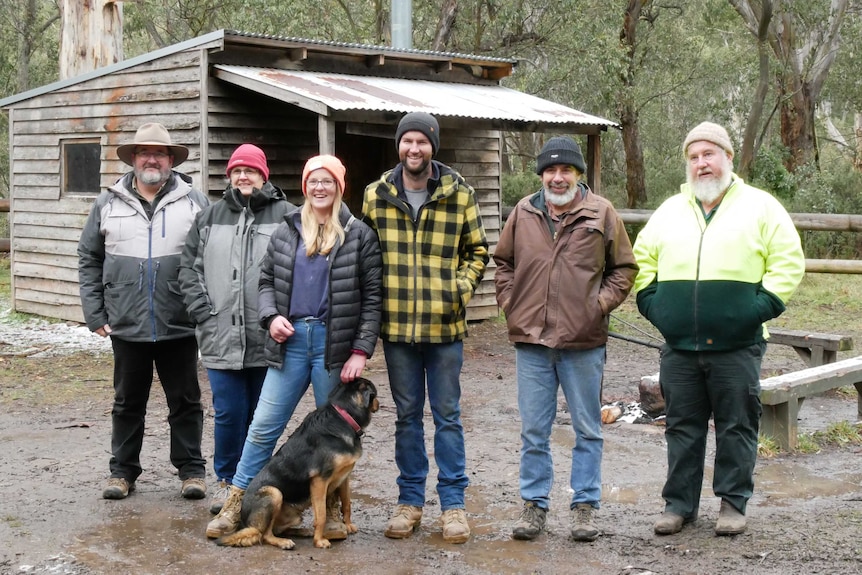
[212,65,617,133]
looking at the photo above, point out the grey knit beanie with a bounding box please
[536,136,586,175]
[683,122,734,157]
[395,112,440,156]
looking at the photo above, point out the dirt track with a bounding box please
[1,317,861,575]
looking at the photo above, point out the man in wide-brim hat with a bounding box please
[78,122,211,502]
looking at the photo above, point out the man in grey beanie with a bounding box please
[633,121,804,537]
[494,135,637,543]
[362,112,488,544]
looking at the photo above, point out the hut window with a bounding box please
[62,140,101,195]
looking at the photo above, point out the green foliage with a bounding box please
[501,172,540,206]
[749,147,797,203]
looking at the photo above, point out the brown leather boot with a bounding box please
[205,485,244,539]
[323,493,348,540]
[714,500,746,536]
[384,504,423,539]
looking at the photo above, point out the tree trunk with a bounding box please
[737,0,772,179]
[778,72,818,172]
[432,0,458,51]
[619,0,649,208]
[59,0,123,80]
[854,112,862,173]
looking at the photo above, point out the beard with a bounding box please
[545,186,576,207]
[401,156,430,178]
[135,165,170,186]
[688,164,732,206]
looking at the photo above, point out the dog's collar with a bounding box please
[333,404,363,436]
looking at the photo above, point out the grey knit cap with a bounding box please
[395,112,440,156]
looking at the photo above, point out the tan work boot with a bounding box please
[714,499,746,536]
[181,477,207,500]
[384,504,423,539]
[654,510,696,535]
[102,477,134,500]
[570,503,599,542]
[323,494,348,540]
[441,508,470,544]
[206,485,244,539]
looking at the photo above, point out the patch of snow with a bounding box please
[0,308,112,357]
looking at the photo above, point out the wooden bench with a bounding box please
[760,355,862,450]
[767,327,854,367]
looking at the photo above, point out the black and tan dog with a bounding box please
[217,377,378,550]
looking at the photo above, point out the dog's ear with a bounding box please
[359,379,376,408]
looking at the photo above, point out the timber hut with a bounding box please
[0,30,617,323]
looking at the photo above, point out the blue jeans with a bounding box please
[384,340,467,510]
[515,343,605,510]
[232,318,339,490]
[207,367,267,483]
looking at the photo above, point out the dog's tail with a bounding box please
[216,527,263,547]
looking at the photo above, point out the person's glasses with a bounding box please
[306,179,336,190]
[231,168,260,177]
[135,151,169,161]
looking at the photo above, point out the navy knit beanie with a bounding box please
[395,112,440,156]
[536,136,586,175]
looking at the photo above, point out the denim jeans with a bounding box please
[659,342,765,518]
[232,318,339,490]
[515,343,605,510]
[384,340,468,510]
[207,367,267,483]
[109,336,205,482]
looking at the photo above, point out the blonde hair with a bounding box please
[300,189,345,257]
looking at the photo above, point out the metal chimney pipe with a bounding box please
[391,0,412,49]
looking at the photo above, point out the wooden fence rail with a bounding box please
[618,209,862,274]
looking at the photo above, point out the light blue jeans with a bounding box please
[232,318,339,490]
[384,340,468,510]
[515,343,606,510]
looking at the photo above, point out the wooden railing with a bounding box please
[618,209,862,274]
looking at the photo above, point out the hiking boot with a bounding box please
[512,502,547,541]
[209,479,230,514]
[181,477,207,500]
[441,508,470,544]
[714,500,746,536]
[102,477,134,500]
[570,503,599,542]
[323,494,348,540]
[206,485,244,539]
[384,504,423,539]
[654,511,694,535]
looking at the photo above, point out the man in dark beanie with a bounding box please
[362,112,488,544]
[495,135,637,543]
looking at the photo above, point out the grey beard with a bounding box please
[689,170,732,206]
[545,186,576,206]
[136,168,168,186]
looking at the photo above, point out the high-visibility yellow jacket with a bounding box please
[633,175,805,351]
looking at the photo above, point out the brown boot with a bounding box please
[714,500,746,536]
[384,504,423,539]
[441,508,470,544]
[206,485,244,539]
[323,494,348,540]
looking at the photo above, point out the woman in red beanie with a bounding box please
[179,144,293,515]
[205,154,382,542]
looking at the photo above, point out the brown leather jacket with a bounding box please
[493,185,637,350]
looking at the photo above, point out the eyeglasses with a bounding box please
[231,168,260,177]
[306,179,336,190]
[135,151,170,161]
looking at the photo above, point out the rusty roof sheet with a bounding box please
[213,65,616,129]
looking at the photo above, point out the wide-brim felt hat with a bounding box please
[116,123,189,166]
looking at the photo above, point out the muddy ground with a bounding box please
[1,310,861,575]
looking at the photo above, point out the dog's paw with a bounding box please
[264,534,296,550]
[345,522,358,534]
[313,537,332,549]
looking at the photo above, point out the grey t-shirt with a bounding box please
[404,188,429,219]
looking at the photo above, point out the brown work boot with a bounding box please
[181,477,207,500]
[323,494,348,540]
[441,508,470,544]
[384,504,423,539]
[654,510,694,535]
[714,500,746,536]
[206,485,244,539]
[102,477,134,500]
[209,479,230,514]
[570,503,599,542]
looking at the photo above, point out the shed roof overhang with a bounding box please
[212,65,618,134]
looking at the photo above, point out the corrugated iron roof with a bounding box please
[213,65,617,129]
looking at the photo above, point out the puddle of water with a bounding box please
[755,463,862,500]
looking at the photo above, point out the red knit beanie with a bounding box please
[302,155,347,196]
[226,144,270,181]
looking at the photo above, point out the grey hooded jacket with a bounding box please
[78,171,209,342]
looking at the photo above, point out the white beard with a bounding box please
[545,186,576,207]
[688,166,732,206]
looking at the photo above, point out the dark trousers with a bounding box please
[659,342,765,518]
[109,336,205,482]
